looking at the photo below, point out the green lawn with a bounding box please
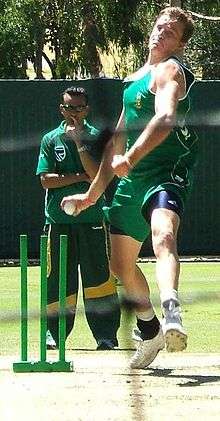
[1,262,220,357]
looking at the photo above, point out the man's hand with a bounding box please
[111,154,132,177]
[61,192,95,216]
[66,117,83,146]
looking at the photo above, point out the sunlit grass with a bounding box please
[1,263,220,357]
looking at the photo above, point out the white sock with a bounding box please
[136,307,155,322]
[160,289,179,307]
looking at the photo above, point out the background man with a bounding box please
[36,86,120,350]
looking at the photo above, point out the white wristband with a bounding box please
[77,145,89,153]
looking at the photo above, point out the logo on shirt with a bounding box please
[54,146,66,162]
[180,126,190,140]
[174,174,184,185]
[168,200,177,207]
[135,92,142,109]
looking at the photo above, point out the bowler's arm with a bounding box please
[60,109,126,213]
[84,108,126,203]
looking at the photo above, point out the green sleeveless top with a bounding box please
[123,56,198,186]
[103,58,198,241]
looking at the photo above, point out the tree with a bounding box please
[169,0,182,6]
[0,1,31,78]
[132,0,220,80]
[184,0,220,79]
[0,0,48,79]
[0,0,219,79]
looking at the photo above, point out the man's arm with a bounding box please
[65,117,100,180]
[60,109,126,214]
[37,133,90,189]
[81,108,126,202]
[40,172,89,189]
[112,61,185,177]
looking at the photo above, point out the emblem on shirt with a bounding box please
[54,145,66,162]
[180,126,190,140]
[135,92,142,109]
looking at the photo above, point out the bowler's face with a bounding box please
[149,15,185,56]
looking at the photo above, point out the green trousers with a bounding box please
[45,223,121,346]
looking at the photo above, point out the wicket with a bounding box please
[13,234,74,372]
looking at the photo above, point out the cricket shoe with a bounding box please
[46,330,57,350]
[162,300,187,352]
[96,339,118,350]
[130,327,165,369]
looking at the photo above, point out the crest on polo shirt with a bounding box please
[135,92,142,109]
[54,145,66,162]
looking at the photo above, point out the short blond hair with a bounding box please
[157,7,194,42]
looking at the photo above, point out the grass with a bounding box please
[1,262,220,358]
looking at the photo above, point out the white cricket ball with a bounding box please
[63,202,76,216]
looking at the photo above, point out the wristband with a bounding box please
[77,145,90,153]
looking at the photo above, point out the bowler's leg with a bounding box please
[110,233,164,368]
[151,208,187,351]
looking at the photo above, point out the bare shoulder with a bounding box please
[156,59,184,82]
[154,59,185,97]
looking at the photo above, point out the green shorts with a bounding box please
[103,174,191,242]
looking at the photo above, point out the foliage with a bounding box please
[183,0,220,79]
[0,0,219,79]
[133,0,220,80]
[0,1,31,78]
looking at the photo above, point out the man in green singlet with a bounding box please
[36,86,120,351]
[61,8,198,368]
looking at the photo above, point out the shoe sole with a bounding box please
[165,329,187,352]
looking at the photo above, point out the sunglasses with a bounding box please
[61,104,87,112]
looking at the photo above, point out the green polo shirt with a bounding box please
[36,120,105,224]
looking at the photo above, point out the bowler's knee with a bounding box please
[152,230,176,257]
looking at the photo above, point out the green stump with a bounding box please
[13,360,74,373]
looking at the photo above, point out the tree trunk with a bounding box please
[42,52,57,79]
[21,56,28,79]
[83,19,102,78]
[81,2,103,78]
[169,0,182,6]
[35,31,45,79]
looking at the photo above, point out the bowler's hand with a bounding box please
[61,193,95,216]
[111,154,132,177]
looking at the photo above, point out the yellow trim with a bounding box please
[47,294,77,313]
[66,295,77,306]
[103,222,111,262]
[47,225,52,277]
[84,275,117,299]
